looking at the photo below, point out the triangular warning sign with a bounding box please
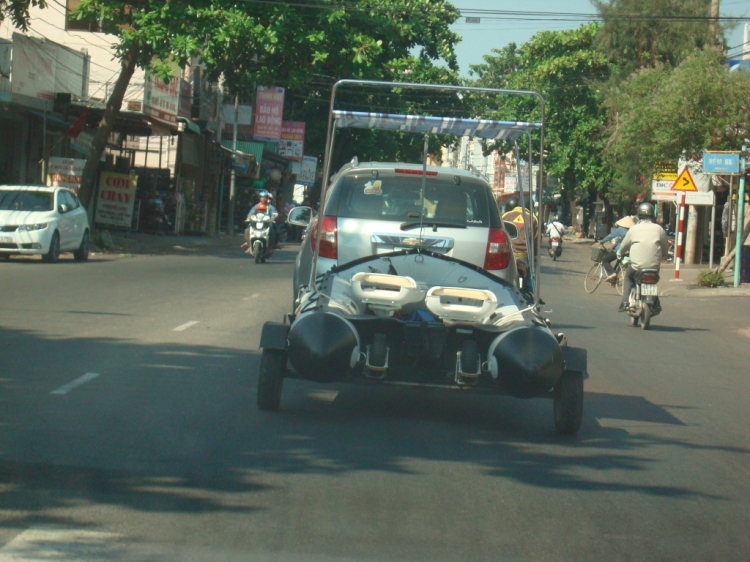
[671,168,698,192]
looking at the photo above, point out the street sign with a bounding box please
[653,160,677,180]
[682,191,715,206]
[702,151,741,174]
[651,179,675,201]
[671,168,698,192]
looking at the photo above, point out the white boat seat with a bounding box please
[350,272,425,310]
[425,286,498,322]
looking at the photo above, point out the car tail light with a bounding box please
[394,168,438,176]
[310,215,337,259]
[484,228,511,270]
[640,272,659,284]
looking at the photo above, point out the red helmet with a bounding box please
[257,203,267,211]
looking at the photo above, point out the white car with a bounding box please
[0,186,90,263]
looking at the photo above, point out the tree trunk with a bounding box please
[78,44,140,210]
[715,218,750,273]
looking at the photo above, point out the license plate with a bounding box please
[0,236,11,243]
[641,283,658,296]
[551,240,559,247]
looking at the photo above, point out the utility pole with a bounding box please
[710,0,720,44]
[229,94,238,235]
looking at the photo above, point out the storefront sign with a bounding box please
[653,160,678,180]
[95,172,138,228]
[502,173,517,193]
[277,122,305,161]
[143,68,180,125]
[702,151,741,174]
[46,157,85,193]
[253,86,285,141]
[295,155,317,186]
[651,179,675,201]
[10,33,87,100]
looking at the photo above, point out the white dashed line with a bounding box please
[50,373,101,395]
[251,293,261,298]
[173,320,200,331]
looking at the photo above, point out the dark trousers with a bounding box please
[621,264,637,305]
[602,250,618,276]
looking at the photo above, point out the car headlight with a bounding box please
[18,223,48,231]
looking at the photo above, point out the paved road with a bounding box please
[1,243,748,561]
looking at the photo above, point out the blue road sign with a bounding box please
[703,152,740,174]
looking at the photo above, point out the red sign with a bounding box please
[253,86,285,141]
[278,121,305,161]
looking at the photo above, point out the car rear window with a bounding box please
[0,191,54,212]
[329,171,494,227]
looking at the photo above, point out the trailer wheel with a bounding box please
[553,370,583,435]
[257,348,285,411]
[370,333,387,367]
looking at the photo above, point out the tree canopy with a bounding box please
[469,23,613,200]
[65,0,461,207]
[0,0,44,31]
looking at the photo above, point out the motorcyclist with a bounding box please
[616,202,669,312]
[245,190,279,250]
[545,219,565,239]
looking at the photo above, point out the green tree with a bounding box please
[71,0,461,208]
[470,23,613,211]
[593,0,718,73]
[603,47,750,201]
[0,0,45,30]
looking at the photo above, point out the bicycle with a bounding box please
[584,244,624,295]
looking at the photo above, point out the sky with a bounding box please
[448,0,750,76]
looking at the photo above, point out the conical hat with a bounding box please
[615,216,636,228]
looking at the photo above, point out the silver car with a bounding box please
[288,161,517,302]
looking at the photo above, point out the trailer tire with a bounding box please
[554,370,583,435]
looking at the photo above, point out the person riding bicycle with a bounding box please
[599,215,636,282]
[503,195,539,290]
[616,202,669,312]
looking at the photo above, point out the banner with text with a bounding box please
[46,157,85,193]
[95,172,138,228]
[143,67,180,125]
[278,122,305,161]
[253,86,285,141]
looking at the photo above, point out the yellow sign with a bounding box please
[671,168,698,192]
[654,160,677,181]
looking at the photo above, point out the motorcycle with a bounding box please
[548,236,562,260]
[244,212,274,263]
[625,265,661,330]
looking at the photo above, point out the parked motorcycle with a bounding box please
[625,266,662,330]
[244,211,274,263]
[548,236,562,260]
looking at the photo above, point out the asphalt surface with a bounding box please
[1,241,748,561]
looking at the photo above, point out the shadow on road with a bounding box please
[646,325,709,333]
[0,326,743,532]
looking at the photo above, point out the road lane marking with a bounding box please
[0,528,124,560]
[251,293,260,298]
[173,320,200,331]
[50,373,100,395]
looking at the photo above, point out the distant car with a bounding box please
[287,161,518,302]
[0,186,90,263]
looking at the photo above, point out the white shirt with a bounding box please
[546,221,565,238]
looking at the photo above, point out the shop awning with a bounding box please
[222,140,264,167]
[332,110,541,141]
[178,117,201,134]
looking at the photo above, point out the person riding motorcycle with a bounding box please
[245,190,279,251]
[545,219,565,239]
[616,202,669,312]
[503,195,539,289]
